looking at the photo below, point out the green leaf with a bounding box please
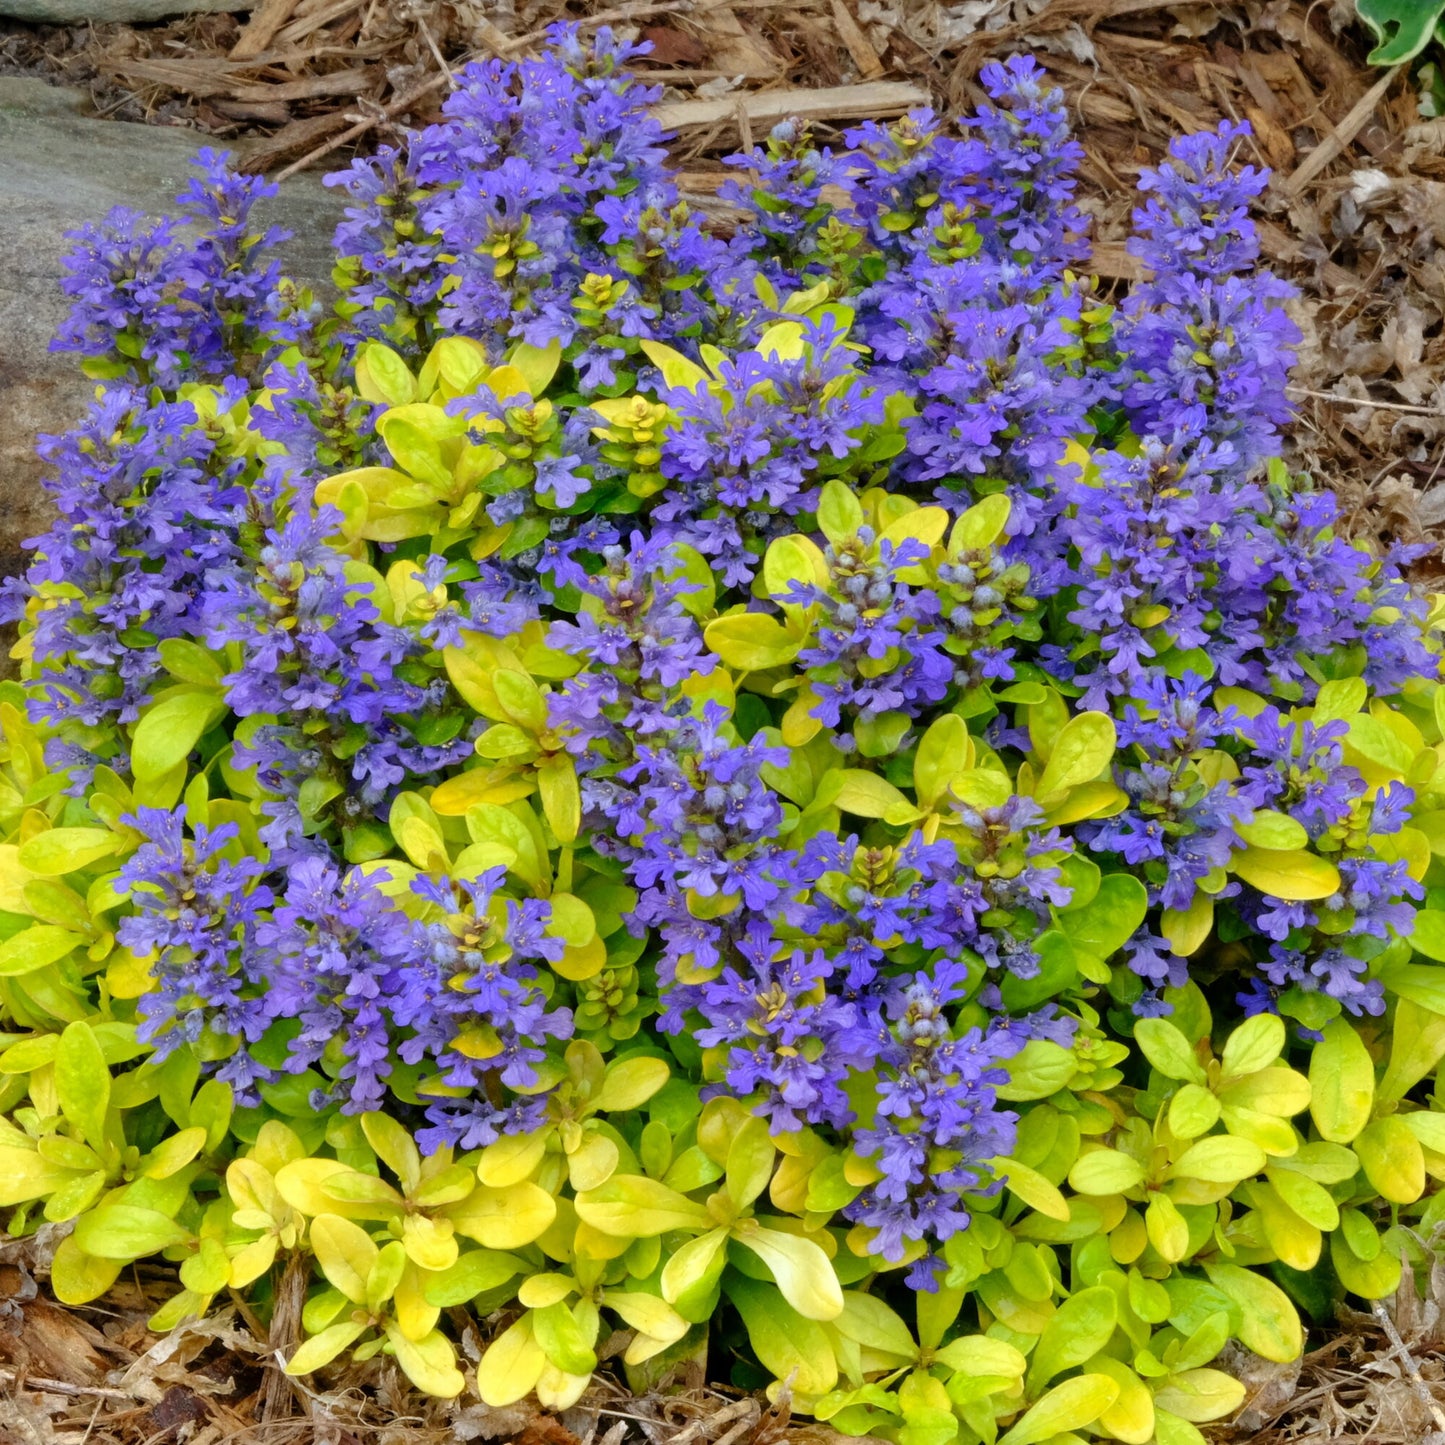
[1379,961,1445,1016]
[0,924,84,976]
[1410,909,1445,963]
[131,692,226,781]
[1381,999,1445,1101]
[1058,873,1147,959]
[1203,1263,1303,1362]
[72,1205,191,1260]
[1309,1019,1374,1142]
[831,1291,918,1361]
[423,1250,524,1307]
[55,1021,109,1148]
[998,1374,1121,1445]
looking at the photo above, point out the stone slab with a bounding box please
[0,77,344,578]
[0,0,246,23]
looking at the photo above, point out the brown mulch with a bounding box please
[5,0,1445,1441]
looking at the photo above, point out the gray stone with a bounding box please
[0,76,344,579]
[0,0,247,23]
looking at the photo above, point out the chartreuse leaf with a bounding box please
[1152,1370,1247,1423]
[478,1315,548,1406]
[73,1206,191,1259]
[0,924,85,976]
[18,829,120,877]
[289,1321,368,1375]
[1220,1013,1285,1080]
[575,1175,713,1236]
[1027,1285,1117,1388]
[817,479,864,547]
[992,1155,1069,1221]
[55,1021,109,1148]
[1034,712,1116,798]
[1135,1018,1207,1085]
[1355,1117,1425,1203]
[998,1374,1120,1445]
[1059,872,1147,958]
[1309,1019,1374,1142]
[704,613,801,671]
[311,1215,379,1305]
[728,1273,838,1397]
[131,691,226,781]
[950,493,1011,551]
[735,1227,843,1321]
[593,1056,670,1113]
[1231,846,1340,901]
[1203,1263,1303,1362]
[1381,999,1445,1101]
[447,1182,556,1249]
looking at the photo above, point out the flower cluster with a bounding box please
[4,26,1445,1431]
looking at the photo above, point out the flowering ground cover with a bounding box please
[3,25,1445,1442]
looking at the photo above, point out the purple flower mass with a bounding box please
[9,25,1441,1308]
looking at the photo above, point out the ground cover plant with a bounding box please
[4,24,1445,1442]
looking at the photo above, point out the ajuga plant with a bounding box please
[5,27,1445,1444]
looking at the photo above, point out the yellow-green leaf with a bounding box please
[998,1374,1121,1445]
[1309,1019,1374,1142]
[1231,846,1340,902]
[310,1214,379,1305]
[736,1226,844,1321]
[574,1175,712,1237]
[1203,1263,1303,1362]
[1035,712,1116,799]
[18,829,121,877]
[704,613,800,671]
